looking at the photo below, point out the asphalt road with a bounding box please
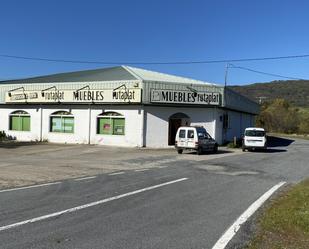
[0,136,308,249]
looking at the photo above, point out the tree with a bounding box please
[256,98,300,134]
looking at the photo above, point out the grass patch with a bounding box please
[298,107,309,115]
[245,179,309,249]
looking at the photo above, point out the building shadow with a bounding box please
[184,149,233,155]
[247,148,287,153]
[267,136,294,147]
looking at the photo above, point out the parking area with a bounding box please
[0,142,241,189]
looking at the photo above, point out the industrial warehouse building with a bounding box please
[0,66,259,147]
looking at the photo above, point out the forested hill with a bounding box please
[229,80,309,107]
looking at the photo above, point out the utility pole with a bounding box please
[222,63,230,144]
[223,63,230,106]
[224,63,229,88]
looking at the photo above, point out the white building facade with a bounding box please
[0,66,259,147]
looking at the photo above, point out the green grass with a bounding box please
[298,107,309,115]
[245,179,309,249]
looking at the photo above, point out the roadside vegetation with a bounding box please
[256,98,309,135]
[245,179,309,249]
[0,131,9,141]
[0,130,17,142]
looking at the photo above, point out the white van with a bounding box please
[175,126,218,155]
[242,127,267,151]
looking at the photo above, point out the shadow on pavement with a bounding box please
[248,148,287,153]
[267,136,294,147]
[184,149,233,155]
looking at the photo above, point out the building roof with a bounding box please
[0,65,214,85]
[0,66,136,84]
[123,66,213,85]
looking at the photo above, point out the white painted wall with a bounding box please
[0,105,143,147]
[0,106,40,141]
[224,110,256,142]
[90,106,143,147]
[41,107,88,144]
[0,104,256,147]
[144,106,216,148]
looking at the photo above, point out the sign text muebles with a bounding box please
[5,89,142,103]
[151,90,220,105]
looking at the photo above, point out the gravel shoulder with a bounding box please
[0,142,240,189]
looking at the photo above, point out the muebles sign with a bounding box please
[5,89,142,103]
[151,90,220,105]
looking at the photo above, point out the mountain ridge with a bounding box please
[229,80,309,107]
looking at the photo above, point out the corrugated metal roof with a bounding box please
[124,66,214,85]
[0,66,137,84]
[0,65,216,86]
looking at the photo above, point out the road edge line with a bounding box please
[74,176,97,181]
[212,181,286,249]
[0,182,62,194]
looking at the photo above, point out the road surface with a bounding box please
[0,136,308,249]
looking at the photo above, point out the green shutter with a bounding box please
[63,117,74,133]
[51,117,62,132]
[113,118,125,135]
[22,116,30,131]
[51,117,74,133]
[10,116,21,131]
[98,118,112,134]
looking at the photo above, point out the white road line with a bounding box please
[0,177,188,232]
[74,176,97,181]
[0,182,61,194]
[212,181,286,249]
[108,171,125,175]
[135,169,150,172]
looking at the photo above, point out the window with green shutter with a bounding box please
[50,111,74,133]
[97,112,125,135]
[9,110,31,131]
[22,116,30,131]
[113,118,125,135]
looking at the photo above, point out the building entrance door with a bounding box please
[168,113,190,145]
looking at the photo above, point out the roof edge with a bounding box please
[121,65,143,80]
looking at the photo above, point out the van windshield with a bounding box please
[245,130,265,137]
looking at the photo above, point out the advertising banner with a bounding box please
[150,89,220,105]
[5,89,142,104]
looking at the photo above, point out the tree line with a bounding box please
[256,98,309,134]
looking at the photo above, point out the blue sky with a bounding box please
[1,0,309,85]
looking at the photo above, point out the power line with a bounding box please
[228,64,307,80]
[1,53,309,65]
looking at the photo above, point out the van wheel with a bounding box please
[197,147,203,155]
[213,144,218,153]
[177,149,183,154]
[242,146,246,152]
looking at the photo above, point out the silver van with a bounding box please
[175,126,218,155]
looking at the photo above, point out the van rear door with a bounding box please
[177,128,187,147]
[187,129,196,148]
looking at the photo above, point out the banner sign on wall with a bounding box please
[150,90,220,105]
[5,89,142,103]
